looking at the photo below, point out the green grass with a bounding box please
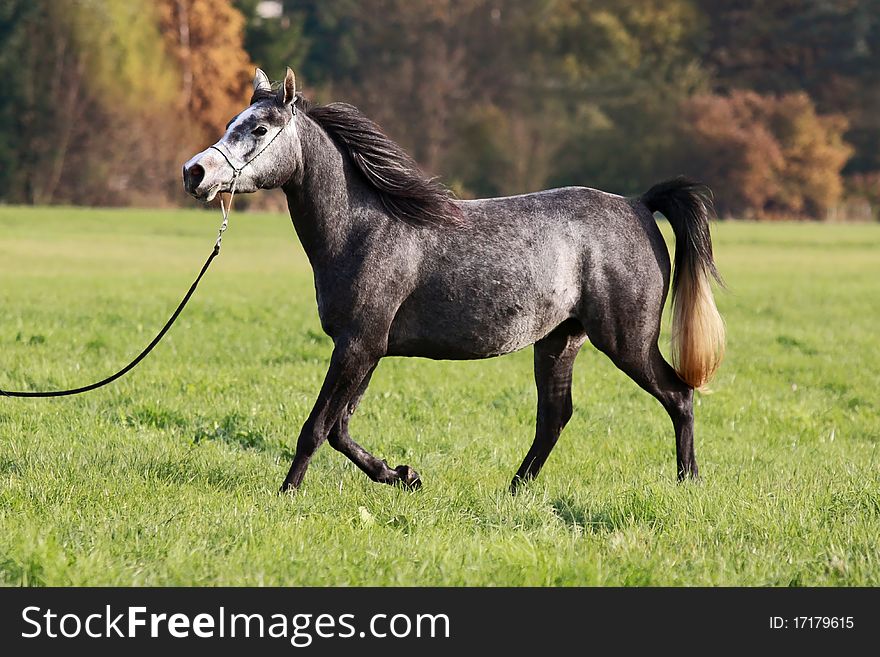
[1,205,878,586]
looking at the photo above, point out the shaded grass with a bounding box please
[0,206,878,585]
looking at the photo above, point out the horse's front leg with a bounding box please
[327,366,421,489]
[280,339,379,492]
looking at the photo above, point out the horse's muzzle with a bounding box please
[183,163,206,196]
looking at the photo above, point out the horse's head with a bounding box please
[183,67,300,202]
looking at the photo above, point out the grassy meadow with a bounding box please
[0,205,878,586]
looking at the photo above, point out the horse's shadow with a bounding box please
[192,413,295,462]
[122,405,295,462]
[550,494,661,534]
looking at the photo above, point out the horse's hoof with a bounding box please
[677,466,700,483]
[394,465,422,490]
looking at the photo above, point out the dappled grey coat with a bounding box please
[182,68,725,493]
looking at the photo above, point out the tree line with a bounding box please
[0,0,877,219]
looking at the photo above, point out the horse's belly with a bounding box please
[386,280,577,359]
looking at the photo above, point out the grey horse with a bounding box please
[183,68,725,493]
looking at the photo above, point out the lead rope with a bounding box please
[216,171,239,252]
[0,184,237,398]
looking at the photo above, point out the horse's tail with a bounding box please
[642,177,725,389]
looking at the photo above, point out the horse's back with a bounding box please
[457,184,670,296]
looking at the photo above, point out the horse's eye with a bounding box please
[252,126,268,136]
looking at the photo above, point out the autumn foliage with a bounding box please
[157,0,253,142]
[0,0,876,218]
[0,0,252,206]
[679,91,853,219]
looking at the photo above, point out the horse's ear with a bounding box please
[253,68,271,93]
[279,67,296,106]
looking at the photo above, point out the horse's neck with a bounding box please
[283,116,363,263]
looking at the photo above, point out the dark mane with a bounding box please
[252,89,463,226]
[305,100,465,226]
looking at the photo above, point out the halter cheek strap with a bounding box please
[208,103,296,179]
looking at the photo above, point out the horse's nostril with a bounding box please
[187,164,205,189]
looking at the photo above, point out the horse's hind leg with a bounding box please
[511,320,586,493]
[327,366,421,489]
[589,328,698,481]
[624,347,696,480]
